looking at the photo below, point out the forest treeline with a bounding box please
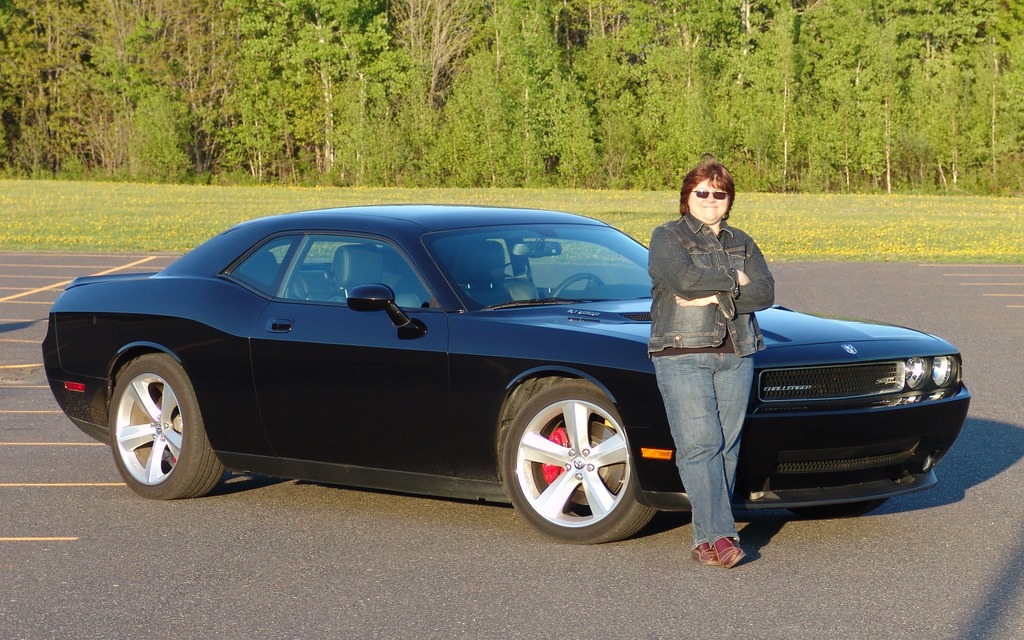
[1,0,1022,194]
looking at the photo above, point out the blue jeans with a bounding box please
[653,352,754,549]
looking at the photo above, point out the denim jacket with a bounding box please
[648,214,775,357]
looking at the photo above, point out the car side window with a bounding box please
[229,236,295,296]
[282,235,432,308]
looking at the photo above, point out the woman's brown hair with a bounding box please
[679,154,735,220]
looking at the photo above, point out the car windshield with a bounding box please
[426,224,652,309]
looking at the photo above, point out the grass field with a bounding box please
[1,179,1021,261]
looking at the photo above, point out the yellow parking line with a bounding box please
[0,281,70,301]
[0,483,124,487]
[0,262,149,268]
[0,537,79,542]
[920,263,1024,268]
[0,442,104,446]
[0,364,42,368]
[0,411,62,414]
[0,339,40,344]
[0,256,157,302]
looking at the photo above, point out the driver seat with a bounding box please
[452,239,510,306]
[333,244,384,299]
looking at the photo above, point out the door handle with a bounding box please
[267,318,294,333]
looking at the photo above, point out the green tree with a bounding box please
[992,0,1024,191]
[0,0,94,176]
[227,0,400,184]
[634,1,736,189]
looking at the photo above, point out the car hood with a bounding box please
[486,300,956,364]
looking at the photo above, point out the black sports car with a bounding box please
[42,205,970,543]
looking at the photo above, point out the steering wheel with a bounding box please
[552,272,605,297]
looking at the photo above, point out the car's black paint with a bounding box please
[43,205,970,539]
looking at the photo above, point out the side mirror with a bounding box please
[347,284,427,339]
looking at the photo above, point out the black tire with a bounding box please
[789,498,888,520]
[500,379,655,544]
[108,354,224,500]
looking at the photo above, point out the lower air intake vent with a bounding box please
[777,451,911,474]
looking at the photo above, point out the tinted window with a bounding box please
[427,224,651,308]
[230,236,296,295]
[281,235,432,308]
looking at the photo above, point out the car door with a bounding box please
[249,234,451,476]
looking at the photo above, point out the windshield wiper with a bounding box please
[484,298,576,310]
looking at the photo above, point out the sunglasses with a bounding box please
[693,189,729,200]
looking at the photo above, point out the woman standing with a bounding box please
[648,155,775,568]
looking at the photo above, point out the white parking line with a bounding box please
[0,256,158,302]
[0,537,79,542]
[944,273,1024,277]
[937,267,1024,309]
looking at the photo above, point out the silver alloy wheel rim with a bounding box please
[515,398,630,529]
[113,373,184,485]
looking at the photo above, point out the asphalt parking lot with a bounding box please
[1,252,1022,640]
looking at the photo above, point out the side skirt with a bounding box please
[216,452,510,504]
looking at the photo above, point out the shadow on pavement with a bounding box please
[0,319,44,333]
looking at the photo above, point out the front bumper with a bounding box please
[634,385,970,511]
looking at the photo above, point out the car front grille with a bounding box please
[759,362,903,402]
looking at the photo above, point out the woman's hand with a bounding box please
[735,269,751,286]
[675,294,718,307]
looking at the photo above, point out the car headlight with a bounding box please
[931,355,958,387]
[905,357,929,389]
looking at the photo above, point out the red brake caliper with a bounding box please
[542,427,570,484]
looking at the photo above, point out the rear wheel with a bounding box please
[109,354,224,500]
[500,379,655,544]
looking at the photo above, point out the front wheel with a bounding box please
[500,379,655,544]
[109,354,224,500]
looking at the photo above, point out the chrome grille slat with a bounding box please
[759,362,903,402]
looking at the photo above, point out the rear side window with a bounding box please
[229,236,297,295]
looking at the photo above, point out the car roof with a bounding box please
[165,204,610,277]
[245,204,607,233]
